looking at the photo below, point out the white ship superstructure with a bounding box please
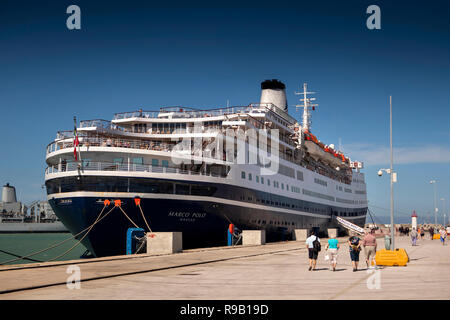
[44,80,367,257]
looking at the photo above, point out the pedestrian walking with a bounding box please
[439,227,447,246]
[420,227,425,239]
[348,234,361,272]
[429,227,434,240]
[325,235,339,271]
[410,227,418,246]
[362,229,377,268]
[306,230,321,271]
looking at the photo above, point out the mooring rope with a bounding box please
[0,249,43,263]
[0,202,111,265]
[136,201,152,233]
[46,204,117,262]
[116,204,139,228]
[0,198,149,265]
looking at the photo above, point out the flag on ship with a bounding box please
[73,117,79,161]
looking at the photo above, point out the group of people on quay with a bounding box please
[305,224,448,272]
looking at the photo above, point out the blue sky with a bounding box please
[0,0,449,224]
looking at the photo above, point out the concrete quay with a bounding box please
[0,235,449,300]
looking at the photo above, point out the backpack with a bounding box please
[313,237,321,252]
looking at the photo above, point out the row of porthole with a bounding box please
[241,171,298,193]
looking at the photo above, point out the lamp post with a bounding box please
[441,198,446,226]
[377,96,396,250]
[430,180,437,225]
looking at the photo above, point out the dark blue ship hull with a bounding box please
[46,176,367,257]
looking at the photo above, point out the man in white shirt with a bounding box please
[305,231,320,271]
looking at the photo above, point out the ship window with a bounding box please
[162,160,169,167]
[152,159,159,166]
[113,158,123,164]
[191,185,216,196]
[175,184,190,195]
[256,176,259,183]
[267,179,270,186]
[132,157,143,165]
[261,177,264,184]
[248,173,252,181]
[241,171,246,179]
[281,183,284,190]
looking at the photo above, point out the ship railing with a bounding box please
[113,106,257,121]
[79,119,126,132]
[114,111,161,120]
[45,161,228,178]
[46,136,177,156]
[56,130,76,140]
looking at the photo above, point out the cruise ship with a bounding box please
[44,80,367,257]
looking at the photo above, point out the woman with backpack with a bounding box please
[348,234,362,272]
[306,230,321,271]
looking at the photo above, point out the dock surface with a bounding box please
[1,236,449,300]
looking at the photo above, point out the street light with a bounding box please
[378,168,397,250]
[430,180,438,225]
[377,95,396,250]
[441,198,446,226]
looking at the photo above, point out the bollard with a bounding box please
[242,230,266,246]
[293,229,308,241]
[228,224,234,246]
[126,228,145,255]
[327,228,338,238]
[146,232,183,255]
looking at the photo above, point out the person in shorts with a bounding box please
[362,229,377,268]
[325,235,339,271]
[439,227,447,245]
[348,235,361,272]
[305,230,320,271]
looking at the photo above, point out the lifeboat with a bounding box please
[304,140,324,161]
[303,130,350,169]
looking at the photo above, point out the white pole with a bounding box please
[441,198,446,226]
[434,182,437,225]
[390,95,395,250]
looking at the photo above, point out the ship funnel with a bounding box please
[2,183,17,203]
[260,79,288,112]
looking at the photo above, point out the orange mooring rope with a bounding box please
[134,197,152,233]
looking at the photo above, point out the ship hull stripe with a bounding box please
[47,191,366,220]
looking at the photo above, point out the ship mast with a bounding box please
[295,83,318,132]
